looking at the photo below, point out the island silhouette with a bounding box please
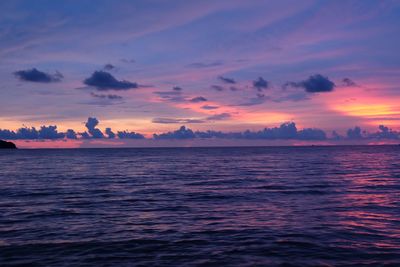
[0,140,17,149]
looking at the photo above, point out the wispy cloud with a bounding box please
[189,96,207,103]
[90,92,123,100]
[152,118,205,124]
[206,113,231,121]
[218,76,236,84]
[186,61,223,68]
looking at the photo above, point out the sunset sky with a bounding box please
[1,0,399,147]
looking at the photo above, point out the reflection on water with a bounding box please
[0,146,399,266]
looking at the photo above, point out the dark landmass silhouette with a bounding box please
[0,140,17,149]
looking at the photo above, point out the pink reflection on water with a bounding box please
[332,149,400,248]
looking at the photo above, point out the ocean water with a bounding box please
[1,146,400,266]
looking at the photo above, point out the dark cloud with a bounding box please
[103,64,115,71]
[187,61,223,68]
[90,92,123,100]
[194,130,232,139]
[218,76,236,84]
[201,105,219,110]
[16,127,39,139]
[211,85,224,92]
[236,122,320,140]
[0,127,38,140]
[190,96,207,103]
[84,71,138,91]
[105,128,116,139]
[371,125,399,139]
[0,121,397,141]
[80,118,144,139]
[80,132,91,139]
[152,118,205,124]
[253,77,269,91]
[240,123,325,140]
[153,122,326,140]
[0,129,16,140]
[117,131,145,139]
[85,117,104,138]
[65,129,77,139]
[286,74,335,93]
[14,68,63,83]
[347,126,364,139]
[173,86,183,91]
[344,125,399,140]
[259,122,297,139]
[38,126,65,139]
[297,128,326,140]
[342,78,357,87]
[206,113,231,121]
[153,126,196,139]
[244,123,324,140]
[302,75,335,92]
[331,130,343,140]
[0,126,65,140]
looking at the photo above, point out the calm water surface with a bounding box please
[1,146,400,266]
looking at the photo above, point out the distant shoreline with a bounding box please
[5,144,399,150]
[0,140,17,149]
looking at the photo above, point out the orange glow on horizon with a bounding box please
[320,82,400,129]
[332,102,400,127]
[334,104,397,117]
[13,140,83,149]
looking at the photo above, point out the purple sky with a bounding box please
[1,0,399,147]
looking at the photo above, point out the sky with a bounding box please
[0,0,400,148]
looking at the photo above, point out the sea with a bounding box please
[1,146,399,266]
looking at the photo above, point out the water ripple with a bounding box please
[1,146,400,266]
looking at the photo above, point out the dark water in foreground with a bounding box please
[1,146,400,266]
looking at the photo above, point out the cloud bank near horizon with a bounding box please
[0,118,399,141]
